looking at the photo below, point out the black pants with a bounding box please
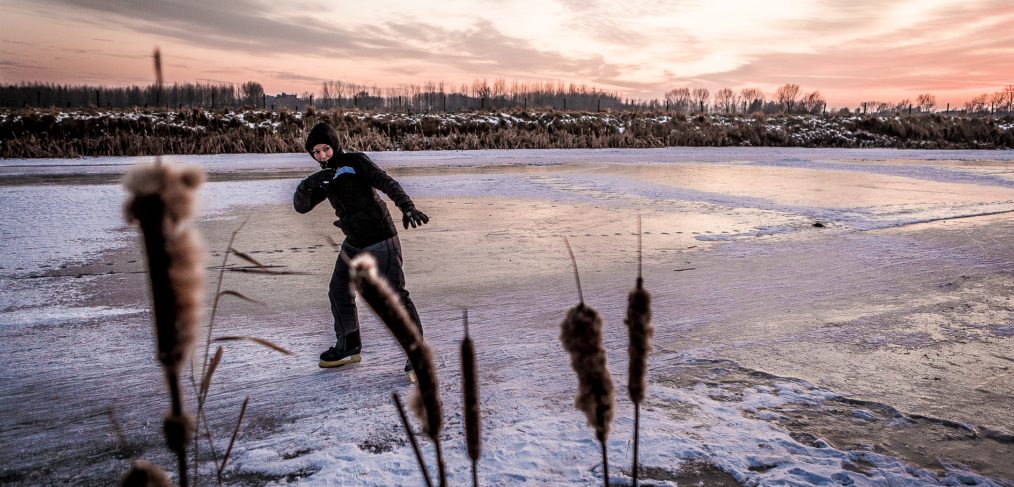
[329,236,422,342]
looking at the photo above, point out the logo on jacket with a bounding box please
[333,166,357,179]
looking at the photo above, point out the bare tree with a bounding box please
[775,83,800,113]
[492,78,507,108]
[690,88,710,113]
[320,82,336,109]
[801,91,826,114]
[739,88,763,113]
[964,93,989,114]
[240,81,264,107]
[664,87,691,114]
[713,88,737,113]
[915,93,936,112]
[996,85,1014,113]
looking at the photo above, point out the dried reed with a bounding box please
[560,238,614,486]
[213,336,292,355]
[461,309,481,486]
[625,215,653,486]
[217,396,249,485]
[350,254,446,486]
[120,459,172,487]
[193,221,246,486]
[106,404,130,454]
[192,220,290,485]
[124,161,205,487]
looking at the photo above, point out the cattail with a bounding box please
[461,309,481,486]
[560,238,614,486]
[123,162,205,487]
[123,163,204,372]
[350,254,445,486]
[560,304,615,443]
[626,283,652,402]
[120,459,172,487]
[626,215,653,486]
[627,214,653,404]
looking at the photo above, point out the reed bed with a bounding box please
[3,108,1011,158]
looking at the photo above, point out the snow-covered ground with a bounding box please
[1,147,1013,485]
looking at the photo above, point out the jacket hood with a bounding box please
[304,122,342,163]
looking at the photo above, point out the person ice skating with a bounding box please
[294,122,429,370]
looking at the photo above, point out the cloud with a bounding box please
[257,70,329,84]
[32,0,370,56]
[565,16,653,47]
[27,0,628,82]
[642,1,1014,102]
[7,0,1010,103]
[0,60,43,70]
[437,20,623,79]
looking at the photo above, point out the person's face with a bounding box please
[311,143,333,164]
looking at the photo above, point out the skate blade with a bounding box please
[318,353,362,368]
[407,369,417,383]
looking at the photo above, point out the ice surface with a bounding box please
[1,147,1012,485]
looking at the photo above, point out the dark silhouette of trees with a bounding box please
[714,88,737,113]
[0,82,238,108]
[916,93,936,112]
[801,91,826,114]
[739,88,764,113]
[691,88,710,113]
[240,81,265,107]
[4,77,1011,117]
[775,83,801,113]
[664,87,692,114]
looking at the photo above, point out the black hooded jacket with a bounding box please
[294,123,415,248]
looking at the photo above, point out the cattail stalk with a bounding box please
[559,238,614,487]
[350,254,445,486]
[124,163,205,487]
[393,393,434,487]
[625,215,653,486]
[461,309,481,487]
[153,48,163,117]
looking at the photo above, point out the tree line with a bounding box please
[855,87,1014,116]
[315,79,658,112]
[2,79,1012,115]
[0,82,271,109]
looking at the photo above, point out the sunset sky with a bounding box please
[2,0,1011,108]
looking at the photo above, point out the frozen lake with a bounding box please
[1,147,1013,485]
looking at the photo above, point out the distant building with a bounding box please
[267,92,302,109]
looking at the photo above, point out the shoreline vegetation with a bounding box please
[2,107,1012,159]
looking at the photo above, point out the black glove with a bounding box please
[300,168,336,191]
[402,208,429,229]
